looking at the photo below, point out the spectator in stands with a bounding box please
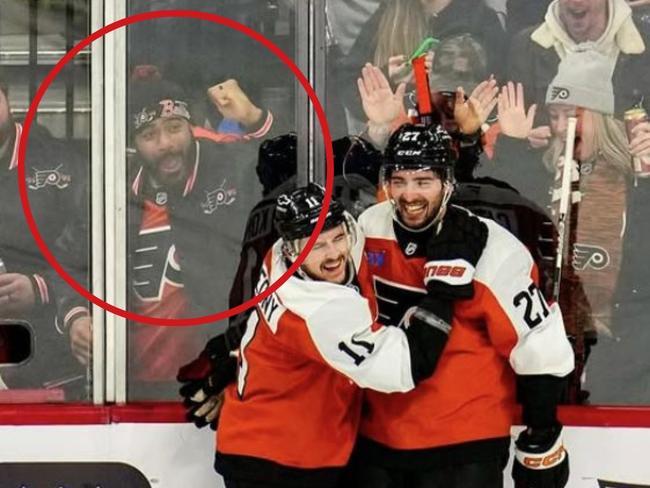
[128,79,275,397]
[485,0,508,29]
[340,0,506,127]
[128,1,294,142]
[509,0,650,123]
[494,50,650,402]
[506,0,553,37]
[326,0,383,137]
[68,79,275,399]
[0,79,89,399]
[427,33,490,94]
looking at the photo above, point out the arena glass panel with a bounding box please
[323,0,650,406]
[0,0,93,403]
[124,0,301,400]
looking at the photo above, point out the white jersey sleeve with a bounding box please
[476,219,575,377]
[304,293,416,393]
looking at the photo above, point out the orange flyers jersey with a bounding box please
[217,226,421,469]
[358,202,574,450]
[130,200,202,381]
[132,200,188,319]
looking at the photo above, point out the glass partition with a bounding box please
[0,0,92,402]
[124,0,300,400]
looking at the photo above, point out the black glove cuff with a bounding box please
[206,320,249,362]
[224,319,247,351]
[426,280,475,302]
[404,295,453,384]
[405,322,449,384]
[518,375,567,429]
[204,334,230,362]
[206,356,238,394]
[419,295,453,326]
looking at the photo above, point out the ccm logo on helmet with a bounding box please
[396,149,423,156]
[424,265,466,279]
[523,446,565,468]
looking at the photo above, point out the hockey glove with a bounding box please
[177,334,238,430]
[424,205,488,300]
[402,298,453,383]
[513,425,569,488]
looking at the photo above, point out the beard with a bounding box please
[146,144,193,188]
[397,197,438,228]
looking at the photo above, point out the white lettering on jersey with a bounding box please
[254,265,284,332]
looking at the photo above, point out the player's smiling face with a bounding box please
[134,117,193,187]
[299,224,350,284]
[387,169,444,229]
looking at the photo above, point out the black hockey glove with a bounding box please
[401,297,453,383]
[177,333,238,430]
[513,424,569,488]
[424,205,488,300]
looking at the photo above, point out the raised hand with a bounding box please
[454,77,499,135]
[628,120,650,157]
[358,63,407,126]
[498,82,537,140]
[207,79,263,128]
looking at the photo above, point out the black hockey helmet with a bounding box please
[382,123,456,182]
[275,183,347,243]
[256,132,297,196]
[335,136,382,186]
[383,124,456,229]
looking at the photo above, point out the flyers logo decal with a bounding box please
[201,179,237,214]
[572,243,609,271]
[27,165,71,190]
[550,86,570,101]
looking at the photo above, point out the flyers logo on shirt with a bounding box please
[201,179,237,214]
[572,243,610,271]
[27,165,71,190]
[133,243,183,301]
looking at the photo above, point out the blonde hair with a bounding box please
[373,0,428,68]
[543,110,632,177]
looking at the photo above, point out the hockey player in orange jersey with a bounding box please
[350,122,575,488]
[181,182,488,488]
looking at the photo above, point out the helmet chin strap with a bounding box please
[390,180,454,233]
